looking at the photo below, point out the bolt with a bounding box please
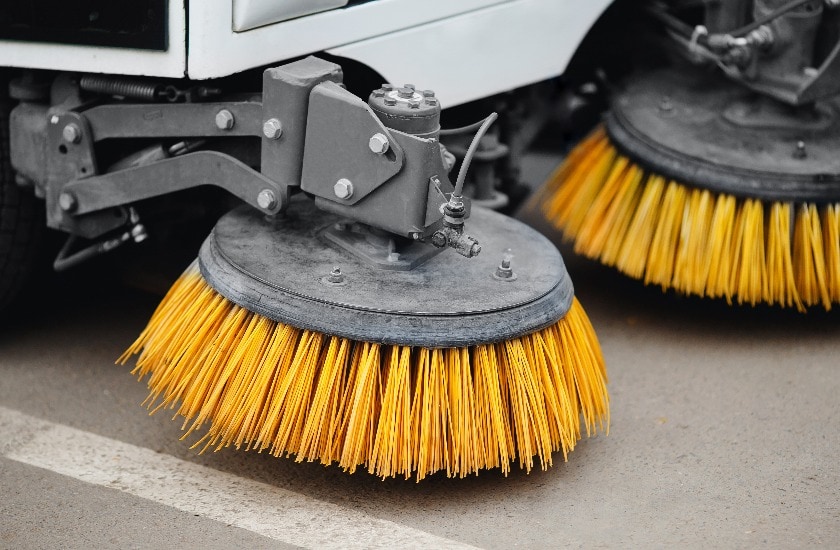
[59,191,78,212]
[328,267,345,284]
[410,232,422,240]
[409,100,421,109]
[495,255,514,279]
[263,118,283,139]
[794,140,807,159]
[384,97,397,106]
[431,231,447,248]
[334,178,354,199]
[397,87,415,99]
[425,98,438,106]
[257,189,277,210]
[131,223,148,243]
[382,83,394,91]
[422,89,435,98]
[49,115,60,125]
[403,84,415,91]
[469,243,482,257]
[368,133,390,154]
[62,123,82,144]
[215,109,235,130]
[372,89,385,98]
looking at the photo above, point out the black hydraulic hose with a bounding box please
[453,112,498,197]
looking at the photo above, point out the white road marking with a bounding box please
[0,406,480,550]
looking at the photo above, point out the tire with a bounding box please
[0,98,44,311]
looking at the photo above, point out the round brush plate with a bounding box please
[607,67,840,202]
[199,198,573,347]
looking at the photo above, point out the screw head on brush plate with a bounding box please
[198,197,574,348]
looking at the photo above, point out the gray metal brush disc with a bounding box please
[198,198,574,347]
[606,68,840,203]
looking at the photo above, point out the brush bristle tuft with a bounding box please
[539,126,840,311]
[119,264,609,481]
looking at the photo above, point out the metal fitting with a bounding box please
[257,189,278,210]
[794,141,807,159]
[58,191,78,212]
[381,83,395,91]
[333,178,354,199]
[263,118,283,139]
[321,266,347,286]
[215,109,235,130]
[131,223,149,243]
[422,90,435,98]
[384,97,397,106]
[494,254,517,281]
[328,267,345,283]
[409,100,421,109]
[62,123,82,144]
[368,133,390,154]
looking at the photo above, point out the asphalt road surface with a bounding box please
[1,153,838,549]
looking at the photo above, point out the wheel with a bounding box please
[0,95,44,311]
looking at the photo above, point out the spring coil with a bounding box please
[79,75,168,101]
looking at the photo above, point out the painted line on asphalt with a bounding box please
[0,406,479,550]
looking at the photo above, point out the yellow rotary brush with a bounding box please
[118,57,608,481]
[539,67,840,312]
[118,200,608,481]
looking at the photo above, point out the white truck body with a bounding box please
[0,0,611,107]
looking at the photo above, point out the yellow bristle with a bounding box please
[540,126,840,311]
[119,264,609,481]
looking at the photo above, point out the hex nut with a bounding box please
[333,178,354,200]
[62,123,82,144]
[368,133,390,155]
[257,189,277,210]
[215,109,235,130]
[263,118,283,139]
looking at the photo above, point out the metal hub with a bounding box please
[606,68,840,203]
[198,197,573,347]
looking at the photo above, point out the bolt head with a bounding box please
[422,89,435,98]
[257,189,277,210]
[58,191,77,212]
[368,133,390,154]
[62,123,82,144]
[431,231,447,248]
[384,97,397,106]
[333,178,354,200]
[409,100,421,109]
[215,109,235,130]
[263,118,283,139]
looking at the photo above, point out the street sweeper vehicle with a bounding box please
[0,0,614,480]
